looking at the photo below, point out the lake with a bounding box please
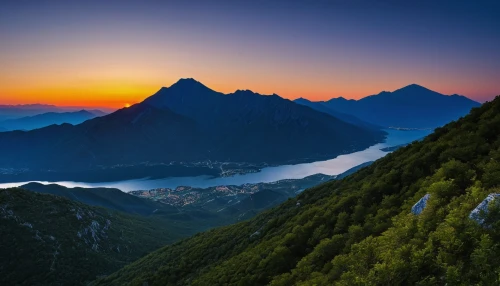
[0,129,431,192]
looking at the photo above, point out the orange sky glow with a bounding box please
[1,1,499,108]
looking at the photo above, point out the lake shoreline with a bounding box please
[0,137,386,184]
[0,129,431,191]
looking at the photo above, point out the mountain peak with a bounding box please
[175,77,199,84]
[234,89,258,95]
[75,109,92,114]
[143,78,220,109]
[295,97,309,101]
[151,78,212,96]
[168,78,208,90]
[327,96,352,103]
[396,84,433,93]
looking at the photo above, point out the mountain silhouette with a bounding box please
[294,97,381,130]
[0,104,64,121]
[0,110,104,131]
[0,104,108,121]
[316,84,480,128]
[0,79,385,179]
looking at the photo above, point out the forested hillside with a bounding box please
[95,96,500,285]
[0,189,191,285]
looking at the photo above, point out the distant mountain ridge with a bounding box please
[295,84,480,128]
[0,110,104,131]
[0,104,58,109]
[294,97,381,130]
[0,104,64,121]
[0,104,109,121]
[0,78,385,181]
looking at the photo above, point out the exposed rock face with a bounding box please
[469,193,500,224]
[411,194,430,215]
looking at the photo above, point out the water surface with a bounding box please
[0,129,431,192]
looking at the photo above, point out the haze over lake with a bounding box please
[0,129,430,192]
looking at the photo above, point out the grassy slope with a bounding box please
[95,96,500,285]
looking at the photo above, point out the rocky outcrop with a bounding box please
[469,193,500,224]
[411,194,430,215]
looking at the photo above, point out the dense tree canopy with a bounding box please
[0,189,191,285]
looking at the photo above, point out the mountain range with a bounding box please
[0,104,110,121]
[94,95,500,286]
[294,84,480,128]
[0,104,64,121]
[0,110,105,131]
[0,78,385,182]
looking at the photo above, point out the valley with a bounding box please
[0,129,430,190]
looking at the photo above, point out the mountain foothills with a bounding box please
[0,188,193,285]
[0,110,104,131]
[295,84,480,128]
[0,79,385,182]
[0,172,346,285]
[20,182,179,216]
[95,96,500,285]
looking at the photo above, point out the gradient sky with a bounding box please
[1,0,499,108]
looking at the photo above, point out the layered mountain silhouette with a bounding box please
[0,104,108,121]
[295,84,480,128]
[294,97,381,130]
[0,79,385,177]
[0,110,104,131]
[0,104,64,121]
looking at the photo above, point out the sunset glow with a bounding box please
[1,1,499,107]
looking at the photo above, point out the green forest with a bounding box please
[0,189,192,285]
[94,95,500,285]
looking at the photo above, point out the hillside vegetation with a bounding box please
[96,96,500,285]
[0,189,191,285]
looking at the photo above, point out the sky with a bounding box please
[1,0,499,108]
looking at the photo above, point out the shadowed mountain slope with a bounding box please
[0,79,385,180]
[301,84,480,128]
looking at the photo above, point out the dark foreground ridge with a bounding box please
[95,96,500,285]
